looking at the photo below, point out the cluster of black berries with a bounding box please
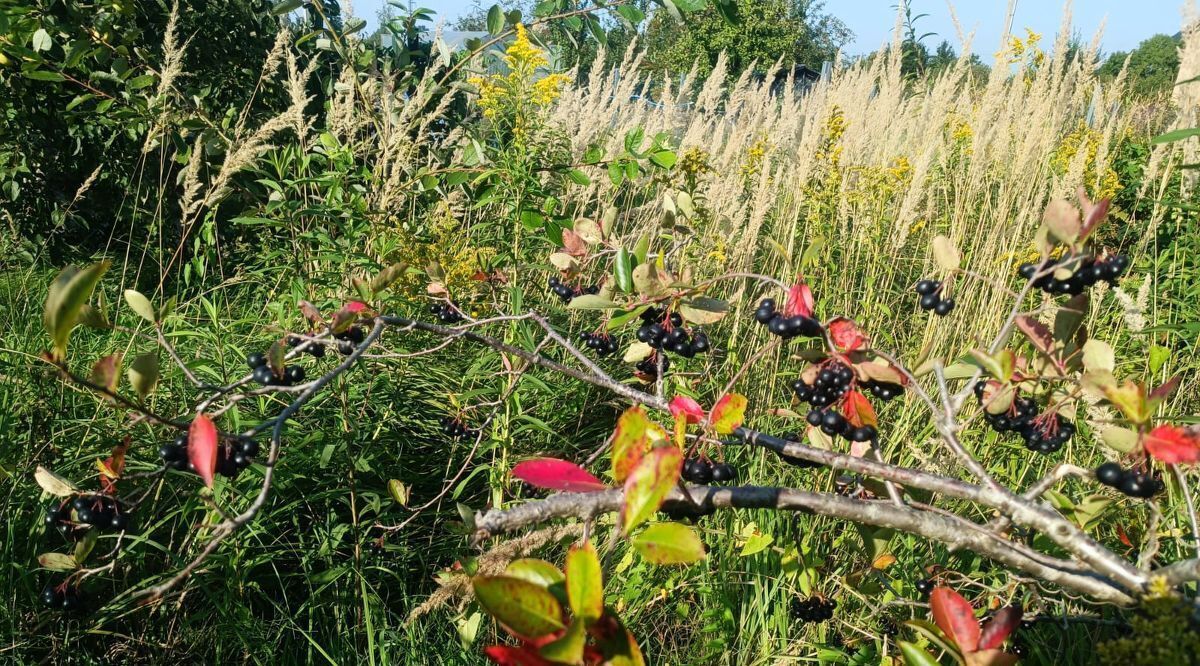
[248,352,306,386]
[806,408,877,442]
[41,584,85,612]
[430,302,465,324]
[159,432,259,479]
[547,277,599,303]
[635,309,710,358]
[634,353,669,378]
[579,332,620,357]
[441,417,474,439]
[791,363,855,408]
[976,384,1074,454]
[44,496,130,535]
[682,458,736,484]
[1095,462,1163,499]
[1019,254,1129,295]
[754,299,823,339]
[287,334,326,358]
[334,325,365,354]
[915,579,933,596]
[915,280,955,316]
[777,432,822,469]
[790,596,836,623]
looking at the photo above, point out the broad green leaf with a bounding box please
[567,294,617,310]
[614,248,633,292]
[127,353,159,401]
[1082,339,1115,373]
[472,575,565,639]
[898,642,942,666]
[486,4,504,35]
[621,447,681,533]
[44,261,110,360]
[632,522,706,564]
[271,0,303,15]
[32,28,52,52]
[74,529,98,564]
[1100,426,1140,453]
[124,289,156,323]
[679,297,728,325]
[38,553,78,571]
[387,479,410,507]
[505,559,565,590]
[565,541,603,623]
[1152,127,1200,144]
[566,168,590,186]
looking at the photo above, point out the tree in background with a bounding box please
[455,0,639,72]
[1099,33,1182,98]
[642,0,851,78]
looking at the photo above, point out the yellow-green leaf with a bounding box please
[123,289,157,323]
[632,522,706,564]
[43,261,110,360]
[387,479,410,507]
[505,559,565,590]
[565,541,603,623]
[38,552,79,571]
[621,447,682,533]
[472,575,565,639]
[127,353,159,400]
[540,617,587,664]
[90,353,122,394]
[709,393,748,434]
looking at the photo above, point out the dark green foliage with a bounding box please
[1099,34,1182,98]
[1098,597,1200,665]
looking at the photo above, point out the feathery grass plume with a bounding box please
[142,1,191,153]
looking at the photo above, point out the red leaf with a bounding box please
[827,317,868,352]
[512,458,608,493]
[483,645,554,666]
[1078,188,1111,239]
[331,301,369,334]
[930,586,981,653]
[98,438,129,494]
[841,390,878,428]
[561,229,588,258]
[298,300,324,326]
[1117,524,1133,548]
[1145,425,1200,465]
[1015,316,1056,360]
[978,605,1023,651]
[189,414,219,488]
[783,280,814,318]
[669,396,706,424]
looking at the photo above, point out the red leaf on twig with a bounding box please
[827,317,868,352]
[669,396,706,424]
[512,458,608,493]
[483,645,554,666]
[930,586,981,653]
[1145,425,1200,465]
[841,390,878,428]
[783,279,814,318]
[189,414,219,488]
[978,605,1023,651]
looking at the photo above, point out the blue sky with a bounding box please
[363,0,1186,57]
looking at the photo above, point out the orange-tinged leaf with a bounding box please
[612,407,652,483]
[473,576,566,640]
[188,414,219,488]
[709,393,748,434]
[331,300,368,334]
[562,228,588,257]
[565,541,604,623]
[621,447,682,533]
[669,396,705,424]
[631,522,706,564]
[827,317,868,352]
[1145,425,1200,465]
[512,458,608,493]
[90,353,122,394]
[268,338,287,379]
[98,439,128,493]
[783,280,814,318]
[930,586,980,653]
[1104,380,1151,424]
[841,390,877,428]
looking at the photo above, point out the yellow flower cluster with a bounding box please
[1052,123,1123,201]
[739,135,770,180]
[814,107,846,167]
[679,146,713,178]
[1004,28,1046,83]
[390,202,495,300]
[467,24,571,128]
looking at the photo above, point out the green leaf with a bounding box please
[621,447,681,533]
[126,74,155,90]
[898,641,942,666]
[632,522,706,564]
[486,4,504,35]
[608,162,625,187]
[32,28,52,52]
[387,479,409,507]
[127,353,159,401]
[649,150,676,169]
[472,575,565,639]
[565,541,603,623]
[679,297,728,325]
[566,168,590,186]
[540,617,587,663]
[505,559,565,591]
[124,289,157,323]
[271,0,304,15]
[614,248,633,293]
[1152,127,1200,144]
[24,69,66,82]
[1100,426,1140,453]
[38,552,78,571]
[44,261,110,360]
[74,529,98,564]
